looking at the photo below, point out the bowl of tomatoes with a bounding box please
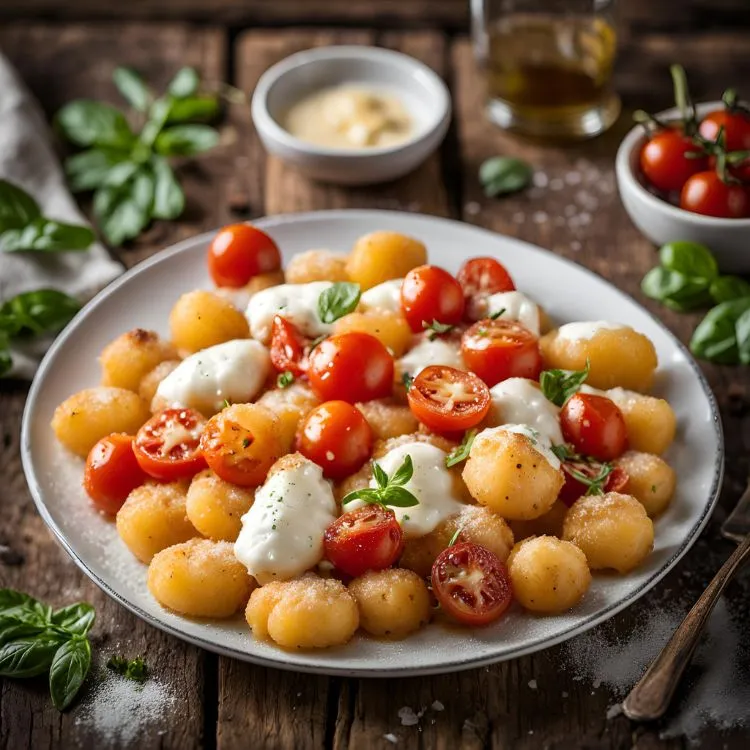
[616,70,750,272]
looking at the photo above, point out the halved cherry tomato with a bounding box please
[400,265,465,333]
[560,393,628,462]
[457,257,515,321]
[296,400,373,480]
[461,319,542,387]
[407,365,490,434]
[307,332,394,403]
[133,408,206,480]
[84,434,148,515]
[207,223,281,288]
[639,129,708,193]
[699,109,750,152]
[431,542,513,626]
[680,171,750,218]
[324,505,404,578]
[558,461,628,507]
[269,315,308,376]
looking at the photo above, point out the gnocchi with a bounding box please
[615,450,676,517]
[186,469,255,541]
[345,231,427,290]
[100,329,177,392]
[169,290,249,354]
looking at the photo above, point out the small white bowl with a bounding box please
[251,45,451,186]
[616,101,750,273]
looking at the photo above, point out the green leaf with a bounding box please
[372,461,389,489]
[710,275,750,304]
[93,184,150,247]
[168,67,200,99]
[113,67,151,112]
[0,180,41,232]
[641,267,712,311]
[0,339,11,377]
[151,157,185,220]
[140,97,173,148]
[0,290,80,337]
[51,604,95,637]
[479,157,533,198]
[64,149,130,193]
[0,590,50,619]
[341,487,381,505]
[659,241,718,281]
[401,372,414,391]
[1,219,94,254]
[167,96,220,124]
[102,160,140,188]
[56,100,135,149]
[107,654,148,683]
[49,637,91,711]
[0,620,47,647]
[690,298,750,364]
[736,308,750,365]
[381,485,420,508]
[422,319,455,340]
[154,124,219,156]
[539,361,590,407]
[276,371,294,388]
[317,282,361,324]
[389,455,414,487]
[445,429,478,468]
[0,634,64,678]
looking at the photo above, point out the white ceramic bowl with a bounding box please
[251,46,451,185]
[616,101,750,273]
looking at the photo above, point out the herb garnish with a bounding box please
[539,360,590,407]
[401,372,414,391]
[317,282,361,324]
[107,654,148,683]
[479,156,533,198]
[342,455,419,509]
[277,371,295,388]
[422,319,454,340]
[447,525,464,547]
[552,444,614,496]
[488,307,506,320]
[445,429,477,468]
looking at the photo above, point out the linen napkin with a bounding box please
[0,52,123,378]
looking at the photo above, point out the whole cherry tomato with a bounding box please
[560,393,629,462]
[457,257,516,321]
[699,108,750,152]
[640,129,707,193]
[269,315,308,376]
[400,265,465,333]
[207,223,281,288]
[680,171,750,218]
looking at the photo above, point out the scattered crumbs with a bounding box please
[398,707,419,726]
[464,201,481,216]
[561,691,569,698]
[383,733,399,744]
[606,704,623,720]
[431,700,445,712]
[528,679,538,690]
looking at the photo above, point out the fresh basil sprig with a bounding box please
[690,297,750,364]
[422,319,454,340]
[0,589,94,710]
[539,360,590,407]
[445,429,477,468]
[317,282,361,324]
[107,654,149,683]
[0,180,94,253]
[57,66,222,247]
[479,157,533,198]
[342,455,419,509]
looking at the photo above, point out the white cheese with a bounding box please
[486,291,542,335]
[245,281,334,343]
[154,339,270,415]
[476,423,561,471]
[360,279,403,313]
[488,378,563,444]
[398,336,464,376]
[555,321,625,342]
[234,457,337,584]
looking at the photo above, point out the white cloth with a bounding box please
[0,53,123,378]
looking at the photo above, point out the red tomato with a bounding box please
[296,401,373,479]
[207,223,281,288]
[560,393,628,462]
[639,129,707,193]
[269,315,308,376]
[83,434,148,515]
[307,332,394,403]
[133,408,206,481]
[461,319,542,387]
[680,171,750,218]
[457,257,515,321]
[699,109,750,152]
[324,505,404,578]
[407,365,490,434]
[431,542,513,626]
[559,461,629,507]
[400,265,466,333]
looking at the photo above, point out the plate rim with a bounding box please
[21,208,725,677]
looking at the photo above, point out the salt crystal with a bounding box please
[532,211,548,225]
[398,707,419,726]
[533,172,549,188]
[384,733,399,744]
[606,704,623,720]
[528,679,537,690]
[570,241,582,252]
[529,730,534,735]
[549,178,564,191]
[432,700,445,711]
[465,201,481,216]
[565,172,582,185]
[564,204,577,217]
[593,678,601,688]
[562,691,569,698]
[513,212,525,223]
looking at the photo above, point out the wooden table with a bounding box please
[1,3,750,748]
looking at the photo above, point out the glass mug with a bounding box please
[471,0,620,140]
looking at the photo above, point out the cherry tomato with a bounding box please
[307,332,394,403]
[269,315,308,376]
[457,257,515,321]
[407,365,490,434]
[83,434,148,515]
[324,505,404,578]
[560,393,628,462]
[461,319,542,387]
[431,542,513,626]
[639,129,707,193]
[296,401,373,480]
[207,223,281,288]
[699,109,750,152]
[558,461,629,507]
[400,265,466,333]
[680,171,750,218]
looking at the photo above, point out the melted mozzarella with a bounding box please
[477,424,561,470]
[555,321,625,342]
[154,339,270,415]
[245,281,334,343]
[347,442,464,538]
[398,336,464,376]
[234,457,337,584]
[486,291,541,335]
[360,278,403,313]
[488,378,563,444]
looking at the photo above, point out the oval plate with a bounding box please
[22,210,723,677]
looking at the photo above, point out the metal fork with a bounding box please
[622,480,750,721]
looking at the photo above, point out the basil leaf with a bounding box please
[49,637,91,711]
[317,282,361,324]
[736,308,750,365]
[710,275,750,303]
[445,429,477,468]
[479,157,533,198]
[168,96,220,124]
[0,290,80,337]
[382,485,419,508]
[0,590,50,619]
[51,603,95,637]
[0,620,47,647]
[154,124,219,156]
[690,298,750,364]
[64,149,130,193]
[1,219,94,253]
[151,156,185,220]
[342,488,381,505]
[113,67,151,112]
[0,337,11,377]
[94,184,150,246]
[140,97,173,149]
[102,160,140,189]
[0,180,41,232]
[56,101,135,149]
[168,67,200,99]
[389,455,414,487]
[0,634,64,678]
[539,362,589,407]
[659,241,718,281]
[641,267,712,311]
[371,461,389,490]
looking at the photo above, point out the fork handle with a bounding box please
[622,534,750,721]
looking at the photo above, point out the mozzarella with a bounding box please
[154,339,270,415]
[234,456,337,584]
[486,291,542,335]
[359,278,403,313]
[478,423,561,470]
[245,281,334,343]
[398,336,464,376]
[555,321,625,342]
[488,378,563,444]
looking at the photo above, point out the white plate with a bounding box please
[22,210,723,677]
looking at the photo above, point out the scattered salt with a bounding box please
[431,700,444,712]
[564,172,582,185]
[561,691,569,698]
[398,706,419,726]
[532,211,548,225]
[606,704,623,720]
[383,732,399,744]
[570,241,582,252]
[512,212,525,223]
[533,172,549,188]
[549,178,564,191]
[528,679,537,690]
[464,201,481,216]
